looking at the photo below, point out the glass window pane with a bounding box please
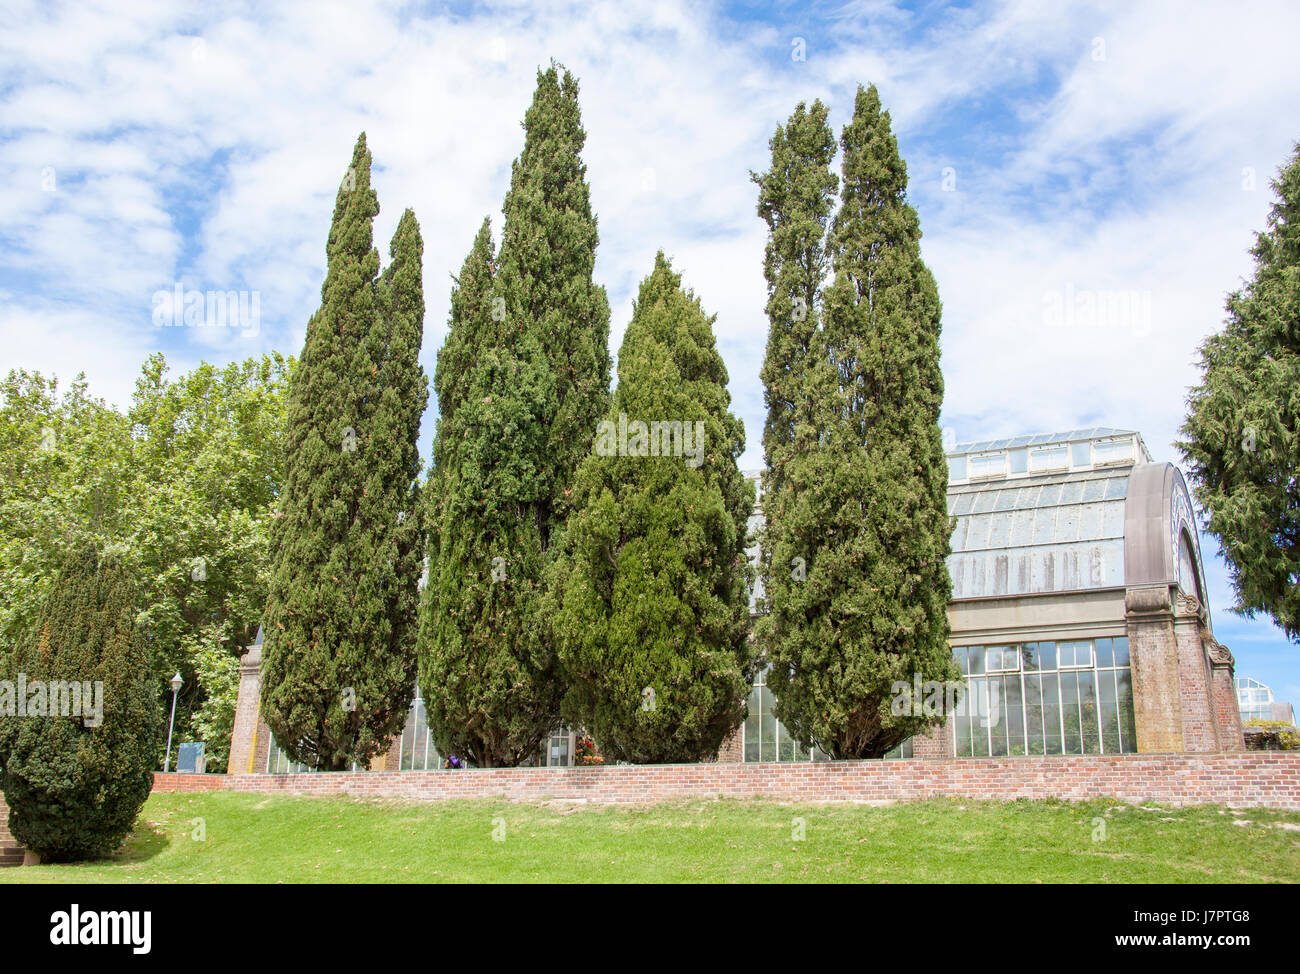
[1004,675,1025,754]
[1038,641,1057,670]
[1116,669,1136,753]
[1025,674,1045,755]
[1094,437,1135,465]
[413,712,428,768]
[1022,642,1039,671]
[1112,636,1130,666]
[954,645,968,675]
[743,710,760,761]
[955,713,972,757]
[970,453,1007,478]
[971,678,991,756]
[1098,670,1120,754]
[1095,637,1114,668]
[1061,672,1082,753]
[988,677,1008,756]
[1042,674,1062,754]
[967,645,985,675]
[1079,672,1100,754]
[1030,444,1068,470]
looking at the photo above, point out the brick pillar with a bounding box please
[1125,585,1184,753]
[1173,594,1218,752]
[227,640,268,775]
[714,727,744,763]
[370,732,404,771]
[1207,637,1245,752]
[913,713,953,759]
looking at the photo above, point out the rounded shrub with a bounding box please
[0,547,160,862]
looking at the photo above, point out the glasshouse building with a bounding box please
[227,427,1243,773]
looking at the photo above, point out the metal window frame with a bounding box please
[953,638,1134,758]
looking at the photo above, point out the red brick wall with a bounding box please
[152,752,1300,808]
[154,773,228,793]
[1175,614,1218,752]
[1211,662,1245,752]
[0,794,21,858]
[715,727,743,763]
[912,715,953,758]
[1127,589,1185,752]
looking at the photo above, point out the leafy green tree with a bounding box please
[758,86,956,758]
[0,371,132,665]
[0,356,289,770]
[262,135,428,770]
[126,352,292,768]
[0,547,160,862]
[1181,143,1300,640]
[547,253,754,762]
[420,63,610,766]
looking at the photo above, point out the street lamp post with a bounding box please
[163,671,183,773]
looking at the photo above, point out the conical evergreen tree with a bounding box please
[751,101,838,741]
[431,218,498,442]
[419,63,611,766]
[751,99,838,495]
[420,220,557,767]
[1180,142,1300,639]
[0,546,159,862]
[261,135,428,770]
[497,60,612,532]
[546,253,753,763]
[758,86,956,758]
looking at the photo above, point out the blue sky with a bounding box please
[1,0,1297,702]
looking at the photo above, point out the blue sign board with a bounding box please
[177,742,205,774]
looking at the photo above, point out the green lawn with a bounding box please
[4,792,1298,883]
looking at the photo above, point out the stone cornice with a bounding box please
[1124,584,1173,617]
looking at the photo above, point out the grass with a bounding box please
[3,792,1298,883]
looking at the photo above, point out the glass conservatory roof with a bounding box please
[946,467,1129,599]
[947,428,1140,456]
[742,428,1153,605]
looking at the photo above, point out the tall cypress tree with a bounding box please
[497,60,612,532]
[751,99,838,496]
[759,86,956,758]
[751,101,838,731]
[262,135,428,770]
[0,547,159,862]
[420,63,610,766]
[419,220,556,767]
[1180,143,1300,640]
[547,253,753,763]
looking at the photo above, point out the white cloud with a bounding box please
[1,0,1297,677]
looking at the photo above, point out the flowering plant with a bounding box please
[574,735,604,765]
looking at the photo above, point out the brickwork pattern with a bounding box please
[1174,612,1219,752]
[0,795,23,867]
[1127,587,1185,752]
[1211,664,1245,752]
[153,751,1300,808]
[912,716,953,759]
[714,728,743,763]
